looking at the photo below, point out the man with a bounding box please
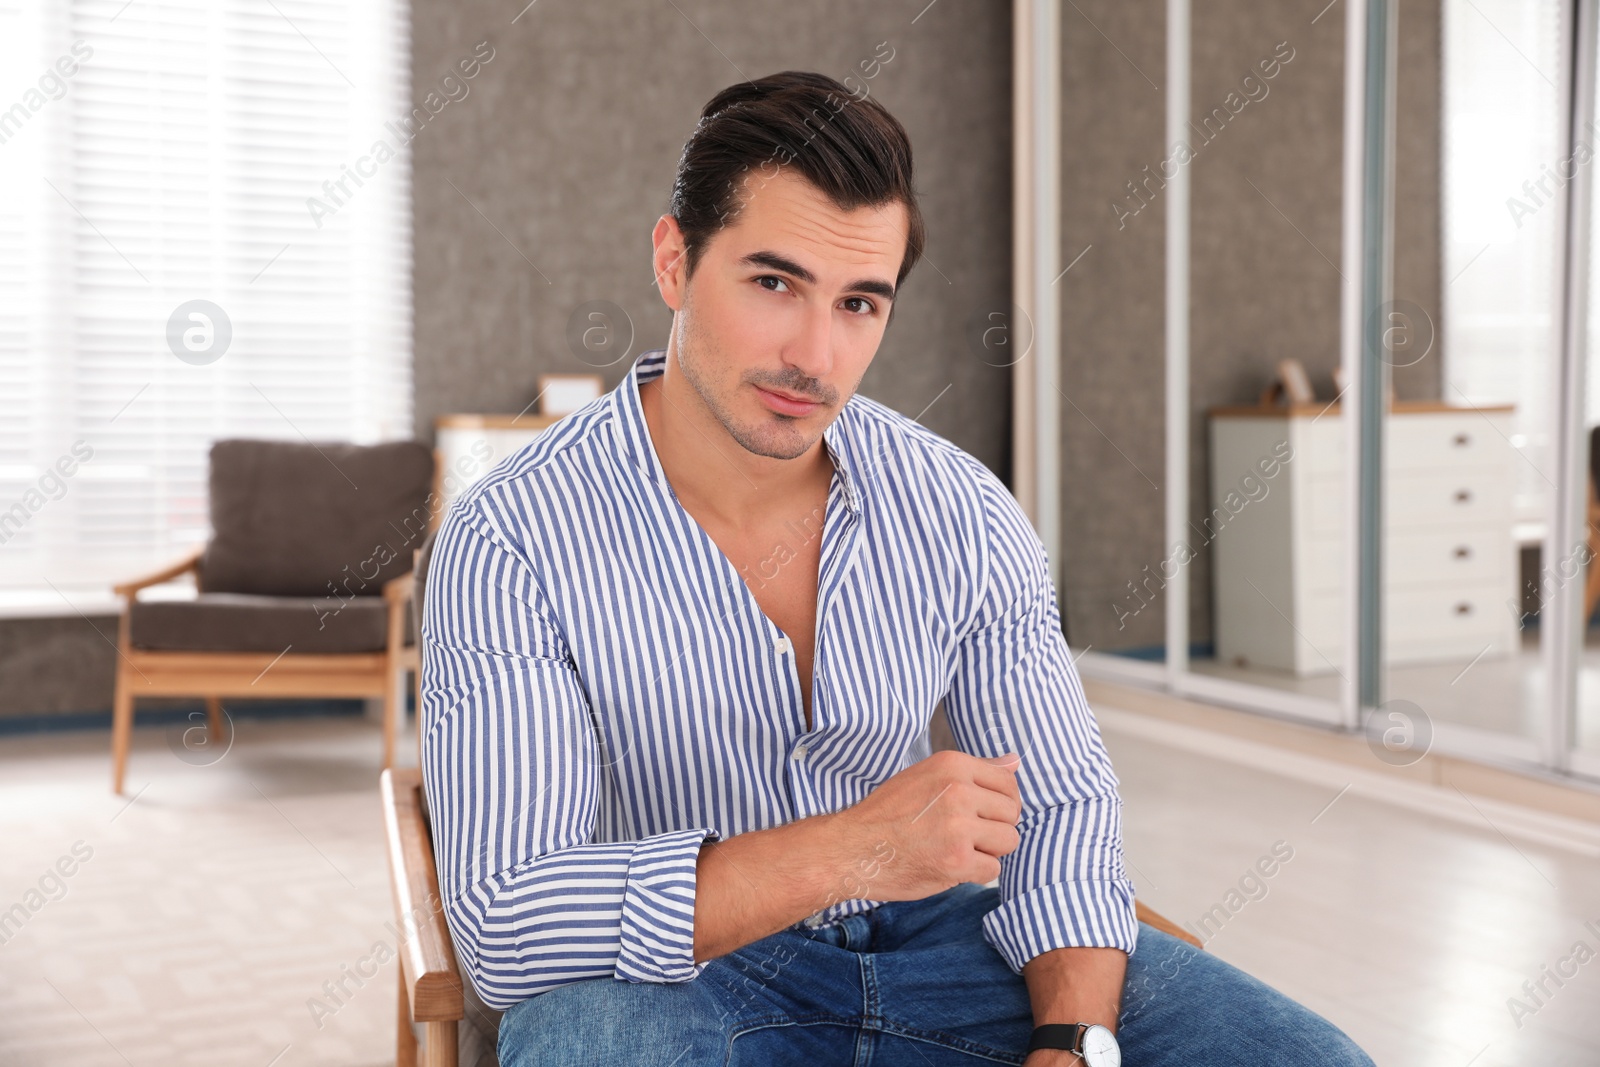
[420,70,1373,1067]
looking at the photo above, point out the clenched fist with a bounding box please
[825,748,1023,905]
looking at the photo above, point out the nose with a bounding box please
[783,299,835,387]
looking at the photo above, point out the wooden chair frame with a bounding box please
[109,549,417,794]
[384,767,465,1067]
[380,761,1202,1067]
[1585,474,1600,626]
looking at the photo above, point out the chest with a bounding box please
[704,511,826,680]
[556,486,961,833]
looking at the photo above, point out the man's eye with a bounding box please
[756,275,789,293]
[842,297,875,315]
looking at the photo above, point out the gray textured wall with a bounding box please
[0,0,1018,722]
[410,0,1015,476]
[1058,0,1441,652]
[0,0,1443,719]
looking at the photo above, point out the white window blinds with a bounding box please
[0,0,412,600]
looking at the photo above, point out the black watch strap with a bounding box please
[1027,1023,1086,1054]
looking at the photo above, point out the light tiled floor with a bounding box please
[1101,713,1600,1067]
[2,704,1597,1065]
[1187,627,1600,750]
[0,713,404,1067]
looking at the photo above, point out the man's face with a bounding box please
[653,169,907,462]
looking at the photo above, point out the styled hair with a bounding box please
[669,70,925,298]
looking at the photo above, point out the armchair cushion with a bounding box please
[200,439,435,598]
[129,593,402,654]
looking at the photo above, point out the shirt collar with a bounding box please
[613,348,862,515]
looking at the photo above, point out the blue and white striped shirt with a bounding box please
[419,348,1137,1011]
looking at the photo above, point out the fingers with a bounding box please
[968,753,1023,803]
[969,817,1021,861]
[970,782,1022,826]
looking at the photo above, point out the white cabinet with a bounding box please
[1208,403,1518,676]
[433,413,560,513]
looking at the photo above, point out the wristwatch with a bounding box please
[1027,1023,1120,1065]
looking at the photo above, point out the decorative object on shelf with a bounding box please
[1258,357,1316,407]
[537,373,605,416]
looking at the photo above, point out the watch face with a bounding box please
[1081,1024,1121,1067]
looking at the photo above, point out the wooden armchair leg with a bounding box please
[383,666,399,771]
[205,696,225,743]
[397,969,418,1067]
[111,665,135,795]
[1583,531,1600,629]
[1585,546,1600,628]
[1584,479,1600,625]
[420,1021,458,1067]
[383,580,411,773]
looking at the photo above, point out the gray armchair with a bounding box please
[110,438,436,793]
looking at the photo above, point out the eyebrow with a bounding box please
[738,250,897,303]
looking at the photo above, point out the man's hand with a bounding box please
[828,748,1024,900]
[691,748,1023,965]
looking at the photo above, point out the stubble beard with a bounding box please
[675,302,832,462]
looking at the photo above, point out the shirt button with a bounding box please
[774,636,792,655]
[792,741,808,761]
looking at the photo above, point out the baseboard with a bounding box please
[0,698,378,738]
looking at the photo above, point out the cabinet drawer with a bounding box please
[1385,582,1516,658]
[1307,470,1510,535]
[1292,411,1511,483]
[1300,417,1344,477]
[1294,581,1514,662]
[1387,412,1510,474]
[1387,470,1510,528]
[1386,527,1510,585]
[1301,527,1510,592]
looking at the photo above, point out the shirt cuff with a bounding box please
[981,878,1140,974]
[614,826,722,983]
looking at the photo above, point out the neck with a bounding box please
[638,350,833,530]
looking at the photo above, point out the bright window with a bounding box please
[0,0,412,599]
[1440,0,1567,523]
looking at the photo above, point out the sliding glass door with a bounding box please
[1372,0,1568,764]
[1069,0,1600,784]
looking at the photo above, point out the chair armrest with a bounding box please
[1135,900,1203,950]
[112,548,204,600]
[381,768,465,1023]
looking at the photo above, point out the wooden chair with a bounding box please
[109,438,435,794]
[382,764,1201,1067]
[1585,426,1600,624]
[384,766,473,1067]
[390,530,1199,1067]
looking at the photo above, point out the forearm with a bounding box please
[692,809,860,963]
[1022,945,1126,1032]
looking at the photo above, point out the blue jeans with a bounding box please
[498,882,1374,1066]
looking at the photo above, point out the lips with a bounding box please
[754,384,822,416]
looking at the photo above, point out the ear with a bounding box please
[652,215,689,312]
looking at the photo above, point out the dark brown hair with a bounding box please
[669,70,925,301]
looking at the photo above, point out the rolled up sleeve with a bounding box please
[419,503,719,1010]
[941,467,1139,973]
